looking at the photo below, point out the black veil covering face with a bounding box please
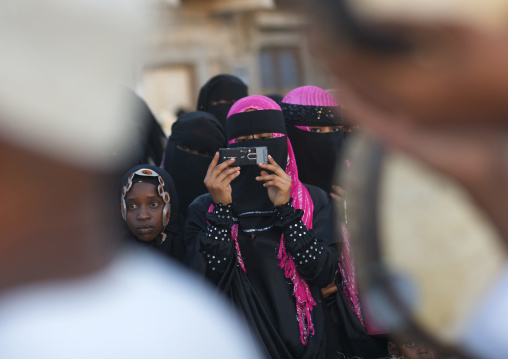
[226,110,288,232]
[281,87,345,193]
[120,164,185,261]
[122,89,167,168]
[162,111,226,218]
[286,126,344,192]
[197,74,248,130]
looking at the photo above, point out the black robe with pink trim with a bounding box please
[184,184,340,359]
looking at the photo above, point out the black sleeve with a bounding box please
[182,195,209,274]
[183,195,235,283]
[275,187,341,288]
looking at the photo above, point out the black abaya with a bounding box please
[184,185,340,359]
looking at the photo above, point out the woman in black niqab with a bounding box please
[185,95,340,359]
[280,86,345,194]
[162,111,226,218]
[196,74,248,130]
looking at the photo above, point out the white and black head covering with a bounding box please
[120,164,184,259]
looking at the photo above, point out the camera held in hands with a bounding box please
[219,146,268,166]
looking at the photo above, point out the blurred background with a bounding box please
[138,0,332,133]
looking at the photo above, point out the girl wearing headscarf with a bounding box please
[280,86,345,194]
[184,95,339,359]
[162,111,226,218]
[196,74,248,130]
[120,164,185,262]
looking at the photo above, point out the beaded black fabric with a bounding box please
[206,202,235,227]
[280,102,343,126]
[274,198,303,228]
[274,200,327,278]
[201,203,234,272]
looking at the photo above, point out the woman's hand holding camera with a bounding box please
[256,155,292,207]
[204,152,240,205]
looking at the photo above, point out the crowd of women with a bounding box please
[120,75,441,359]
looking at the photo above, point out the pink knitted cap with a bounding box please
[282,86,338,107]
[227,95,282,117]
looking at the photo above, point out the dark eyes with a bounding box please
[127,201,160,210]
[177,145,213,158]
[235,134,273,142]
[209,99,236,106]
[309,127,342,133]
[404,341,415,347]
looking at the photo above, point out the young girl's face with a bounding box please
[125,182,165,242]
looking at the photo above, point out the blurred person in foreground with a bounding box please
[0,1,262,358]
[310,0,508,358]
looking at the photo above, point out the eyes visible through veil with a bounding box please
[235,133,274,142]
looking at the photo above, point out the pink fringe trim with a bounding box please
[278,234,316,344]
[339,223,363,325]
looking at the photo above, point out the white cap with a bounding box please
[0,0,149,170]
[347,0,508,30]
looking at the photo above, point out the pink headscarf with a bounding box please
[213,95,317,345]
[282,86,340,132]
[283,87,362,325]
[227,94,281,115]
[282,85,338,107]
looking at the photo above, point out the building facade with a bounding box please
[139,0,332,133]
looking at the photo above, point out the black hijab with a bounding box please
[120,164,184,261]
[197,74,248,130]
[162,111,226,217]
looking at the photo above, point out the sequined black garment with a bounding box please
[184,185,340,359]
[280,103,343,127]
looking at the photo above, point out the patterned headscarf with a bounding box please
[281,85,341,132]
[121,165,173,243]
